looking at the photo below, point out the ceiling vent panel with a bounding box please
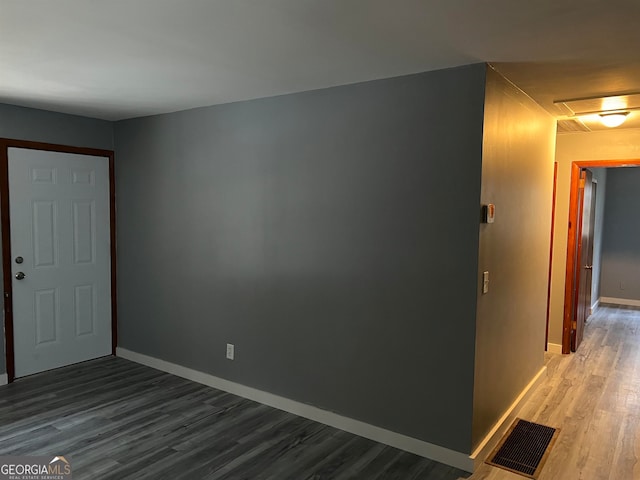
[557,118,591,133]
[554,93,640,116]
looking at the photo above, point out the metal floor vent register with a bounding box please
[486,418,559,479]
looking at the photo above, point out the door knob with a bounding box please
[15,272,26,280]
[584,265,593,270]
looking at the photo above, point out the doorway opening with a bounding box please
[562,159,640,354]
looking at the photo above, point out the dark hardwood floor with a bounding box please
[0,357,469,479]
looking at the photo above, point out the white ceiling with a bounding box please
[2,0,640,121]
[493,61,640,132]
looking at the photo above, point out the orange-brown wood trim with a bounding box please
[545,162,558,350]
[0,138,116,383]
[562,158,640,354]
[562,163,581,354]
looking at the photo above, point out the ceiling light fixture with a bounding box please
[599,112,629,128]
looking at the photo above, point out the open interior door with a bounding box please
[571,169,596,352]
[8,148,112,377]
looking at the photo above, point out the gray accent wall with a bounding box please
[600,167,640,301]
[0,103,113,150]
[114,64,487,454]
[472,68,556,447]
[590,168,607,306]
[0,103,114,376]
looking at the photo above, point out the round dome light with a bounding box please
[600,112,629,128]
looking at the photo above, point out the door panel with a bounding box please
[9,148,111,378]
[33,200,57,267]
[572,169,595,352]
[585,182,597,314]
[35,288,58,345]
[75,284,96,336]
[73,200,96,264]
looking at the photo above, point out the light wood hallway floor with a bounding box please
[0,355,469,479]
[470,305,640,480]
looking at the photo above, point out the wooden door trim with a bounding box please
[0,139,117,383]
[563,159,640,354]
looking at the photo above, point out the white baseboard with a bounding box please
[547,343,563,354]
[117,347,473,472]
[591,298,600,312]
[0,374,7,386]
[469,366,547,471]
[600,297,640,308]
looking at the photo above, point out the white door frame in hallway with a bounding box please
[0,139,117,382]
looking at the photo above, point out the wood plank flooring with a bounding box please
[0,355,469,479]
[470,305,640,480]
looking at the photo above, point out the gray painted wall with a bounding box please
[0,103,113,150]
[590,168,607,306]
[600,167,640,301]
[0,103,114,375]
[472,68,556,447]
[114,64,487,454]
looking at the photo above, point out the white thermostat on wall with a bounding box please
[482,204,495,223]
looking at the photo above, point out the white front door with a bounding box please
[9,148,112,378]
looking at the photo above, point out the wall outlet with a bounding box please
[620,281,625,291]
[226,343,235,360]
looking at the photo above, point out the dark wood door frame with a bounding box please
[0,139,117,383]
[562,159,640,354]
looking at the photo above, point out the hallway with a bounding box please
[471,305,640,479]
